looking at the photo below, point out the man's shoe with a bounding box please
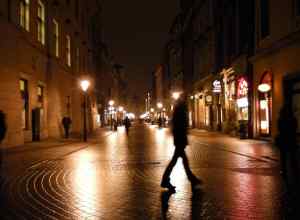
[191,178,202,189]
[161,180,176,192]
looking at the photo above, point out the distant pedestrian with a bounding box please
[124,116,131,135]
[62,116,72,138]
[161,95,202,192]
[158,116,162,128]
[0,110,7,173]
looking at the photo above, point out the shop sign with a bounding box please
[237,77,248,98]
[237,97,248,108]
[212,80,222,93]
[205,95,212,105]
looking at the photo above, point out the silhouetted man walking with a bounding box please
[161,95,201,192]
[62,116,72,138]
[124,116,131,135]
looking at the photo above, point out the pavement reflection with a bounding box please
[0,124,289,219]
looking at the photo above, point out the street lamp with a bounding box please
[157,102,163,109]
[172,92,181,100]
[80,80,90,142]
[109,100,115,106]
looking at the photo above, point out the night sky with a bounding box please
[102,0,178,99]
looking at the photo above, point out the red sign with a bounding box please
[237,77,248,98]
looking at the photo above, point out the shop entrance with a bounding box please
[32,108,41,141]
[291,80,300,145]
[258,71,272,136]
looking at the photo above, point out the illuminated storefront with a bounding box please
[212,80,222,130]
[257,71,272,136]
[236,77,249,121]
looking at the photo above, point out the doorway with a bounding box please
[32,108,41,141]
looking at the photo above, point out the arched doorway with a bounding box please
[258,71,272,136]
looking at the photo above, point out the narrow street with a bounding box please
[0,123,286,219]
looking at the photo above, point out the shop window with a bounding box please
[20,79,29,129]
[37,0,45,45]
[260,0,270,39]
[53,19,59,57]
[20,0,30,31]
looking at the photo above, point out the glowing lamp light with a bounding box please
[172,92,181,100]
[109,100,114,106]
[261,121,268,130]
[150,108,154,113]
[258,83,271,93]
[118,106,124,112]
[260,100,268,109]
[157,102,163,109]
[80,80,90,92]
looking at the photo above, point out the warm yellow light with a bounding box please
[260,100,268,109]
[80,80,90,92]
[157,102,163,109]
[258,83,271,93]
[172,92,181,100]
[118,106,124,112]
[150,108,154,112]
[109,100,114,106]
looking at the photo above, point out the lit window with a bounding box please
[53,19,59,57]
[20,0,30,31]
[37,85,44,103]
[37,0,45,45]
[66,35,71,66]
[20,79,29,129]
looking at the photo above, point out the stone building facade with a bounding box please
[0,0,102,147]
[251,0,300,139]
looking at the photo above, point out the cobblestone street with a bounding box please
[0,124,288,219]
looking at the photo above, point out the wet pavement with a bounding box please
[0,124,291,219]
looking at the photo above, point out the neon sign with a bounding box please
[237,78,248,98]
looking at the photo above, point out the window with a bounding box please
[260,0,270,39]
[37,0,45,44]
[37,85,43,103]
[75,0,79,19]
[76,47,80,72]
[53,19,59,57]
[20,79,29,129]
[8,0,12,21]
[66,35,71,66]
[20,0,30,31]
[297,0,300,16]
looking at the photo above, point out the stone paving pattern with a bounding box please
[0,124,291,219]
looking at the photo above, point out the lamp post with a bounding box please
[80,80,90,142]
[109,100,114,130]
